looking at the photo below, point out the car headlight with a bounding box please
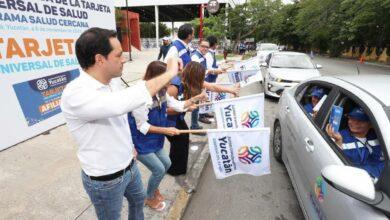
[268,74,282,82]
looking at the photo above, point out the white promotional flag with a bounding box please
[239,71,262,87]
[227,69,258,83]
[199,83,233,114]
[234,57,259,70]
[208,128,271,179]
[214,93,265,129]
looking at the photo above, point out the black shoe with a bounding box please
[190,125,203,130]
[198,117,211,124]
[205,113,214,118]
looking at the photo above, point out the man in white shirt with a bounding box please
[164,23,194,67]
[60,27,181,220]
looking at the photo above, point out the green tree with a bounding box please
[140,22,171,38]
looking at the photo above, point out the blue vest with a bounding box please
[192,50,207,69]
[128,94,168,155]
[340,129,384,178]
[172,40,191,67]
[205,51,218,83]
[167,77,185,127]
[304,103,314,114]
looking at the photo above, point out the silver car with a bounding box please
[273,75,390,219]
[261,52,322,98]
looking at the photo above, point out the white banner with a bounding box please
[214,93,265,129]
[234,57,259,70]
[239,72,263,87]
[0,0,115,150]
[208,128,271,179]
[227,69,259,83]
[199,83,233,114]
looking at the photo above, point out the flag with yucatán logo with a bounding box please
[213,93,264,129]
[227,69,259,83]
[207,128,271,179]
[199,83,233,114]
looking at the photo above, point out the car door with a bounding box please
[294,85,388,220]
[280,84,316,217]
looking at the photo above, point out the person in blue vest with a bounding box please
[304,87,325,117]
[204,36,227,119]
[166,61,240,176]
[190,40,212,129]
[128,61,206,211]
[326,107,385,178]
[164,23,194,68]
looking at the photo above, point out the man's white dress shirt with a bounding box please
[61,71,152,176]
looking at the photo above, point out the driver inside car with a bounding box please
[326,107,385,178]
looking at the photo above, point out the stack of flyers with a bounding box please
[329,105,343,133]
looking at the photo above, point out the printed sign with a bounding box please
[13,69,80,126]
[208,128,271,179]
[199,83,233,114]
[227,69,259,83]
[214,93,265,129]
[0,0,115,150]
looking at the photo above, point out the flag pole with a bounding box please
[195,102,213,107]
[178,129,208,134]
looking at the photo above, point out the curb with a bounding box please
[165,138,210,220]
[314,55,390,68]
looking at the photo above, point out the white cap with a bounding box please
[162,37,170,41]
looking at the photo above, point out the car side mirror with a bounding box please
[322,165,375,202]
[316,64,322,69]
[260,62,268,68]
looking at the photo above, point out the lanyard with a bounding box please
[353,138,372,163]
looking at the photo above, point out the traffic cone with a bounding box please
[359,55,365,64]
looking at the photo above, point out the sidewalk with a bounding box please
[0,48,218,220]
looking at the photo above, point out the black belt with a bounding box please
[89,159,135,181]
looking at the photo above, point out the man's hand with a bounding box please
[325,124,343,148]
[187,104,198,112]
[193,91,208,102]
[164,127,181,136]
[230,83,240,97]
[213,69,224,75]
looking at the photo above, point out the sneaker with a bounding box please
[145,196,166,211]
[198,117,211,124]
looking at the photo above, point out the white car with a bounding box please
[260,52,322,98]
[273,75,390,219]
[256,43,279,64]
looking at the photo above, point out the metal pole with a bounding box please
[125,0,132,61]
[199,4,204,40]
[155,5,159,49]
[171,21,174,39]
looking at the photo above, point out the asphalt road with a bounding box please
[182,57,390,220]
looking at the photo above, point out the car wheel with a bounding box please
[273,120,283,163]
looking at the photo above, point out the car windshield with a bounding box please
[260,44,278,51]
[270,54,315,69]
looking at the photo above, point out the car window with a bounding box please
[270,54,315,69]
[297,84,331,124]
[260,44,278,51]
[323,94,386,179]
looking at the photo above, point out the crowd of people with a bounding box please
[60,23,238,219]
